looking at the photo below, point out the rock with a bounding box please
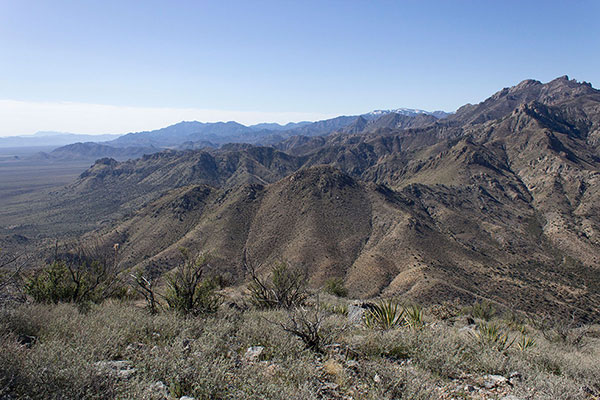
[483,374,508,389]
[459,324,477,333]
[263,363,280,377]
[182,338,194,355]
[95,360,137,379]
[347,305,365,324]
[180,397,196,400]
[126,342,146,352]
[321,382,339,390]
[244,346,264,362]
[149,381,168,396]
[508,371,522,385]
[374,374,382,383]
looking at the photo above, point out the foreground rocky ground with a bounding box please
[1,294,598,400]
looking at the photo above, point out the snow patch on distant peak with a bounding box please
[365,108,451,118]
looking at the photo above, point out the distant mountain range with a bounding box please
[31,108,449,160]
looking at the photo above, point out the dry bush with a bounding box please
[130,268,161,314]
[533,312,590,348]
[0,251,26,305]
[245,256,307,309]
[164,249,221,315]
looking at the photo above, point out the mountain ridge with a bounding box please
[2,76,599,321]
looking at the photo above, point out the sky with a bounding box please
[0,0,599,136]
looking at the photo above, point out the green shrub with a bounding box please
[164,250,221,315]
[324,277,348,298]
[470,300,496,321]
[247,261,307,309]
[24,243,122,306]
[25,261,79,304]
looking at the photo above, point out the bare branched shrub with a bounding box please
[244,254,307,309]
[130,269,160,314]
[270,301,328,353]
[0,250,27,305]
[164,248,221,315]
[534,312,589,348]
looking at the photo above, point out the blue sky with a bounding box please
[0,0,598,135]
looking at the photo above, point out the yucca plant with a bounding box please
[473,322,515,351]
[516,334,536,351]
[404,304,424,330]
[364,300,405,330]
[321,302,348,316]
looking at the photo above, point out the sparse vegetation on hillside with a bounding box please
[2,76,600,399]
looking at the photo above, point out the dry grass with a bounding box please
[0,297,598,399]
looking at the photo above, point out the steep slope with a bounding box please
[90,163,599,320]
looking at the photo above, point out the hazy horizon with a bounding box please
[1,0,598,136]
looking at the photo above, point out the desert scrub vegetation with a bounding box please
[323,277,348,298]
[23,242,123,308]
[163,249,221,315]
[1,251,598,400]
[1,290,599,399]
[245,259,308,309]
